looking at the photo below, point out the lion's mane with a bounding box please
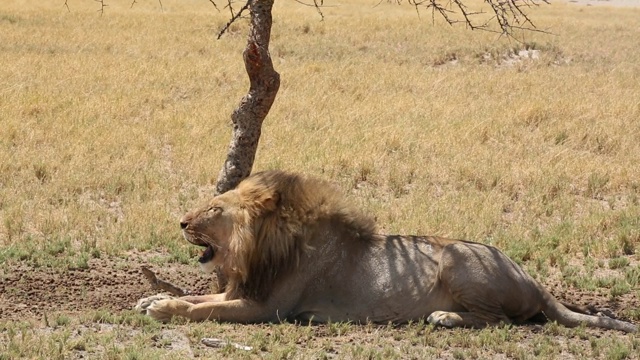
[225,170,377,301]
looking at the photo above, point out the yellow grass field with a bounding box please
[1,0,639,358]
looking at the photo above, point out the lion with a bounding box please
[136,170,637,333]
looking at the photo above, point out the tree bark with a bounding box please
[215,0,280,195]
[213,0,279,293]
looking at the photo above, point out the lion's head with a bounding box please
[179,170,376,301]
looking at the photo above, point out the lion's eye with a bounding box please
[207,206,222,214]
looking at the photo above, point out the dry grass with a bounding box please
[1,0,640,358]
[2,311,640,359]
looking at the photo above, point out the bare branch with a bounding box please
[390,0,550,38]
[217,0,251,39]
[227,0,236,18]
[130,0,163,11]
[95,0,107,16]
[67,0,548,38]
[313,0,325,20]
[208,0,221,12]
[293,0,334,21]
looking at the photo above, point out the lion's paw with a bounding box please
[134,294,174,314]
[147,298,193,323]
[427,311,462,328]
[145,299,176,323]
[135,295,192,323]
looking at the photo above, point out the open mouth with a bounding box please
[198,245,215,264]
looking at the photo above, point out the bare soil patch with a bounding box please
[1,253,637,325]
[0,252,211,322]
[1,254,638,359]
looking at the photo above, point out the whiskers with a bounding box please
[184,231,222,251]
[202,234,222,250]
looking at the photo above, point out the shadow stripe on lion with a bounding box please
[135,170,637,333]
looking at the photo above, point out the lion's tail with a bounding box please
[541,290,637,333]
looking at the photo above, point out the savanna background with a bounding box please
[1,0,639,358]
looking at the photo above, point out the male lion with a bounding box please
[136,170,637,333]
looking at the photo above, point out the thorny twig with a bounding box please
[130,0,164,11]
[215,0,330,37]
[293,0,332,21]
[208,0,220,11]
[227,0,236,19]
[95,0,107,16]
[216,0,251,39]
[390,0,550,37]
[66,0,548,39]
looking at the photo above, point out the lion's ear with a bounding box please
[261,191,280,212]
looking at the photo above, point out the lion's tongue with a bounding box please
[198,246,214,264]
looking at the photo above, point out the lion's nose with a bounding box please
[180,220,188,229]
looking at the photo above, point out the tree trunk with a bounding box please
[215,0,280,195]
[214,0,279,293]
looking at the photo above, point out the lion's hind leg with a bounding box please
[433,242,533,329]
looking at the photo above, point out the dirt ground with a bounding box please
[1,252,639,359]
[1,252,637,325]
[0,252,213,322]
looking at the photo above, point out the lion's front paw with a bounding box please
[137,296,193,323]
[135,294,174,314]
